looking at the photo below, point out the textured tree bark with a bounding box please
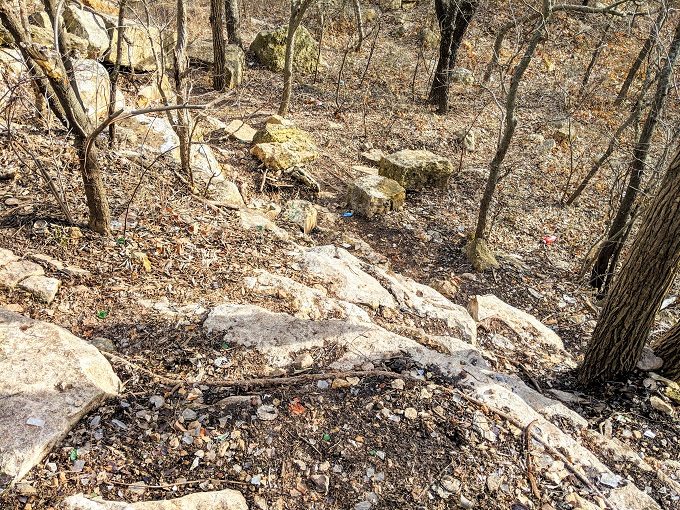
[279,0,314,116]
[225,0,241,46]
[615,7,667,106]
[591,19,680,294]
[0,2,111,234]
[429,0,478,114]
[109,0,127,145]
[210,0,227,90]
[654,323,680,382]
[579,147,680,385]
[174,0,192,186]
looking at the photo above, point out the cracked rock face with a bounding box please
[0,309,120,491]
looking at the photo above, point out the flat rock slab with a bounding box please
[379,149,453,190]
[0,309,120,490]
[63,489,248,510]
[0,248,19,267]
[225,119,256,143]
[18,275,61,303]
[468,294,564,350]
[0,259,44,289]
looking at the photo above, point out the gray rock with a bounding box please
[636,346,664,371]
[451,67,474,85]
[256,405,279,421]
[107,19,175,72]
[0,309,120,491]
[347,175,405,219]
[225,119,257,143]
[62,489,248,510]
[89,337,116,353]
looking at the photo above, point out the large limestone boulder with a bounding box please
[188,40,245,88]
[379,149,454,190]
[73,59,125,124]
[63,3,110,58]
[63,489,248,510]
[251,122,319,171]
[0,309,120,491]
[106,20,175,71]
[249,25,319,73]
[28,24,89,55]
[348,174,405,218]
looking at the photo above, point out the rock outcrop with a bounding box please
[0,309,120,491]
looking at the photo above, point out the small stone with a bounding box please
[636,347,664,371]
[404,407,418,420]
[317,380,329,390]
[309,474,329,492]
[391,379,405,390]
[598,472,622,488]
[295,352,314,369]
[181,409,197,421]
[346,376,360,386]
[650,396,674,416]
[354,502,372,510]
[332,378,352,389]
[149,395,165,409]
[253,495,269,510]
[440,476,461,493]
[360,148,385,165]
[256,404,279,421]
[451,67,474,85]
[89,337,116,352]
[459,494,474,509]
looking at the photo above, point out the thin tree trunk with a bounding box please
[614,7,667,106]
[578,146,680,385]
[591,19,680,294]
[351,0,364,51]
[76,137,111,234]
[210,0,227,90]
[0,3,111,234]
[654,323,680,382]
[564,104,638,205]
[279,0,314,117]
[579,19,612,96]
[225,0,241,46]
[429,0,478,114]
[174,0,192,185]
[109,0,127,145]
[468,0,553,271]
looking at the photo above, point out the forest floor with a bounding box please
[1,1,679,509]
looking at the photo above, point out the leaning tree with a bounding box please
[0,0,111,234]
[578,144,680,385]
[590,18,680,295]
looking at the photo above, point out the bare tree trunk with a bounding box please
[225,0,241,46]
[109,0,127,145]
[654,323,680,382]
[614,6,667,106]
[210,0,227,90]
[467,0,552,271]
[429,0,478,114]
[174,0,192,186]
[0,2,111,234]
[591,19,680,294]
[579,19,612,96]
[279,0,314,117]
[564,104,639,205]
[578,146,680,385]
